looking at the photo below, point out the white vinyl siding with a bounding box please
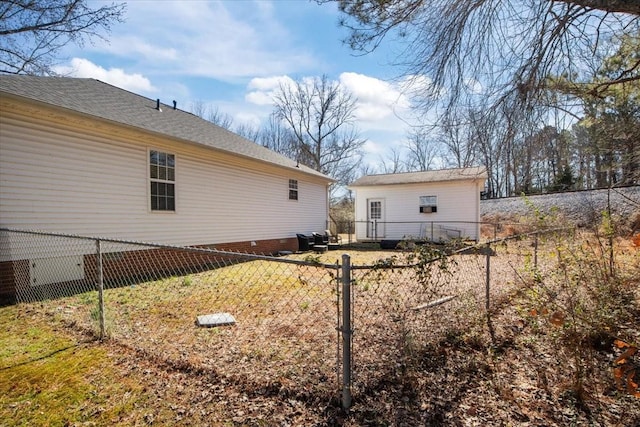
[0,105,329,251]
[352,179,483,241]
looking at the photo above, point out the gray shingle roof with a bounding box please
[349,167,487,186]
[0,75,332,181]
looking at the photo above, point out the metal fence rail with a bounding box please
[331,220,537,245]
[0,227,569,410]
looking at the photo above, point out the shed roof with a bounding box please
[350,167,487,187]
[0,75,332,181]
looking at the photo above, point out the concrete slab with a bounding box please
[196,312,236,327]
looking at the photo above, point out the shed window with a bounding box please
[150,150,175,211]
[419,195,437,213]
[289,179,298,200]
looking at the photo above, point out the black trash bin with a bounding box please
[297,233,313,251]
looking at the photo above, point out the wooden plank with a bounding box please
[411,295,457,311]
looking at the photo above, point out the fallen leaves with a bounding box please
[549,311,566,327]
[613,340,640,398]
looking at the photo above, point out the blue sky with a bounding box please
[54,0,421,169]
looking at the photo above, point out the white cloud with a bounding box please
[234,112,263,128]
[104,36,178,62]
[53,58,157,94]
[81,2,317,81]
[341,73,405,106]
[244,91,275,106]
[362,139,386,157]
[247,76,294,91]
[339,72,411,122]
[245,76,294,106]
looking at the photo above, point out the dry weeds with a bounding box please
[3,234,639,426]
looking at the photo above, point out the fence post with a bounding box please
[485,241,497,341]
[485,242,491,313]
[96,239,106,340]
[534,233,538,272]
[341,254,352,410]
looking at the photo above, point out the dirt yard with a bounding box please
[1,235,639,426]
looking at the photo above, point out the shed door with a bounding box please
[367,198,385,239]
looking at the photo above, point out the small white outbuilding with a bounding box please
[349,167,487,242]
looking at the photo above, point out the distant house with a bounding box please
[349,167,487,242]
[0,75,333,302]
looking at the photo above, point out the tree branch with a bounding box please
[552,0,640,15]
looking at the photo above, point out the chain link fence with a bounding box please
[344,231,566,399]
[1,228,341,401]
[331,220,517,245]
[0,227,572,409]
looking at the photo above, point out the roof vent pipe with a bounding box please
[173,100,177,110]
[156,99,161,111]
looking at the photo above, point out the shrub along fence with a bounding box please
[0,227,570,409]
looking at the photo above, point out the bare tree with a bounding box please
[319,0,640,198]
[378,146,406,174]
[437,112,478,169]
[190,101,235,130]
[404,128,441,171]
[208,108,234,130]
[259,114,299,157]
[324,0,640,116]
[189,100,208,119]
[234,123,260,143]
[512,125,570,193]
[272,74,365,187]
[0,0,125,75]
[357,162,377,180]
[466,106,513,198]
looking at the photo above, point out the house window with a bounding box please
[289,179,298,200]
[149,150,175,211]
[419,195,437,213]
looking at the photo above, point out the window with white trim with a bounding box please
[419,195,437,213]
[288,179,298,200]
[149,150,175,211]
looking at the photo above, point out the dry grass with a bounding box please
[1,234,639,426]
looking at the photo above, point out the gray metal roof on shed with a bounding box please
[350,167,487,187]
[0,75,331,181]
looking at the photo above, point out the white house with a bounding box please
[349,167,487,242]
[0,75,334,302]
